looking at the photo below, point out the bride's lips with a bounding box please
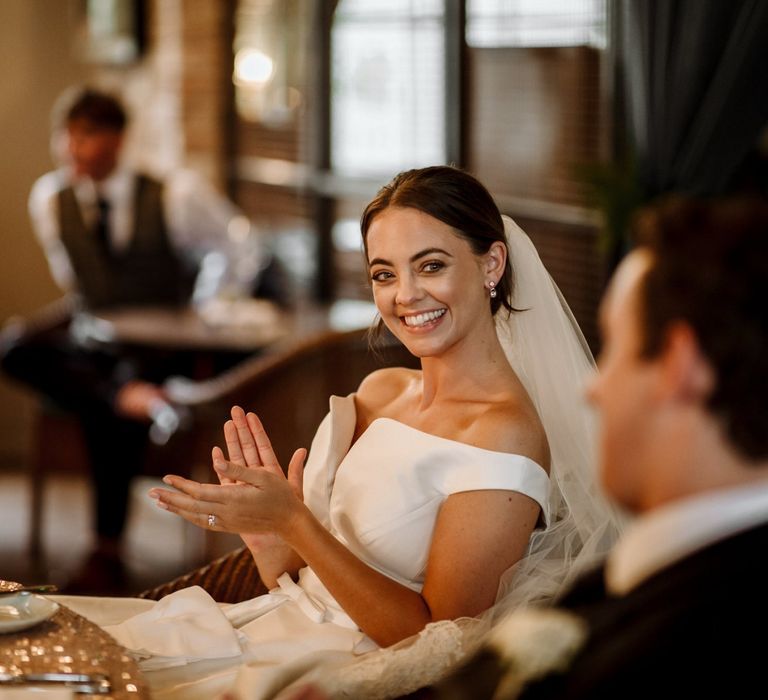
[399,308,447,331]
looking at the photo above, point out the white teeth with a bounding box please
[403,309,446,327]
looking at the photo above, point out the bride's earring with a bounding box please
[488,281,498,299]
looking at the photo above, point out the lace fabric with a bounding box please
[274,619,471,700]
[276,217,624,699]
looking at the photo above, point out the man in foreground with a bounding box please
[432,195,768,698]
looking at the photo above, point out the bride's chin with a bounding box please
[382,319,443,356]
[397,335,442,359]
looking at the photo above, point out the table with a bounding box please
[72,300,286,353]
[0,600,148,699]
[73,298,379,353]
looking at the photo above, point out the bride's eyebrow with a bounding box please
[368,247,454,268]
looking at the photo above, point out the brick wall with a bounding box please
[178,0,232,189]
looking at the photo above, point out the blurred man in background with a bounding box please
[1,86,268,593]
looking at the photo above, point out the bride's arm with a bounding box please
[275,481,540,646]
[151,428,539,647]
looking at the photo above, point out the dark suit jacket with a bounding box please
[435,521,768,700]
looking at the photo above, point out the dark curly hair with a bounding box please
[633,195,768,460]
[360,166,514,316]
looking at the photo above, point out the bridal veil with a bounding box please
[492,215,623,618]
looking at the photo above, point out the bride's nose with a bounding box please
[395,273,425,306]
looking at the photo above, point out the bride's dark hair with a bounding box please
[361,165,514,316]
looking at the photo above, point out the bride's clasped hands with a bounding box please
[149,405,308,555]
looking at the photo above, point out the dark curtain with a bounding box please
[620,0,768,197]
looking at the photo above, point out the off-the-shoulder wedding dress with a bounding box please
[58,393,550,700]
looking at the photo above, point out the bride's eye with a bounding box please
[422,260,444,273]
[371,269,394,283]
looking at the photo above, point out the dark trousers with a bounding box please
[0,322,196,540]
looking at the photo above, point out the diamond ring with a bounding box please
[207,513,216,528]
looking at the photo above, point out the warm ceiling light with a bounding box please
[234,48,274,86]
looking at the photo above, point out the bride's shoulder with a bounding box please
[473,400,551,472]
[356,366,419,412]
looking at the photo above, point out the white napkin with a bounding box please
[102,586,243,670]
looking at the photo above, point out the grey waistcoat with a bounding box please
[58,174,195,310]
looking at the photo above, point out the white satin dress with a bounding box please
[59,394,550,699]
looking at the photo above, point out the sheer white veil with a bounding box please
[489,215,624,621]
[275,216,624,699]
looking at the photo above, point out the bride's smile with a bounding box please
[401,308,447,328]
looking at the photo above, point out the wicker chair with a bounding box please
[138,545,265,603]
[162,325,418,469]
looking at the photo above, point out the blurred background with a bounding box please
[1,0,765,590]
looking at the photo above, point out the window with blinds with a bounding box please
[466,0,608,208]
[331,0,446,177]
[467,0,606,49]
[226,0,611,339]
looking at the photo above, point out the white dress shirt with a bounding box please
[605,479,768,595]
[28,166,262,299]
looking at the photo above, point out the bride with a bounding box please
[59,166,620,699]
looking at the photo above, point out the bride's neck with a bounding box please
[418,328,512,408]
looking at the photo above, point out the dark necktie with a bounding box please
[95,196,112,257]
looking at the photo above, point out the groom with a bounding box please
[430,195,768,698]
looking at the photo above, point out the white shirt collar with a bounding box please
[71,167,132,205]
[605,479,768,596]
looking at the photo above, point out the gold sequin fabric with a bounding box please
[0,602,148,698]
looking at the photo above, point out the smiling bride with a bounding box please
[58,166,620,700]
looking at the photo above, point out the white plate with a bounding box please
[0,593,59,634]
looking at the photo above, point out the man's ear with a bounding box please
[657,322,715,403]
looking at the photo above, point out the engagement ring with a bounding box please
[207,513,216,528]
